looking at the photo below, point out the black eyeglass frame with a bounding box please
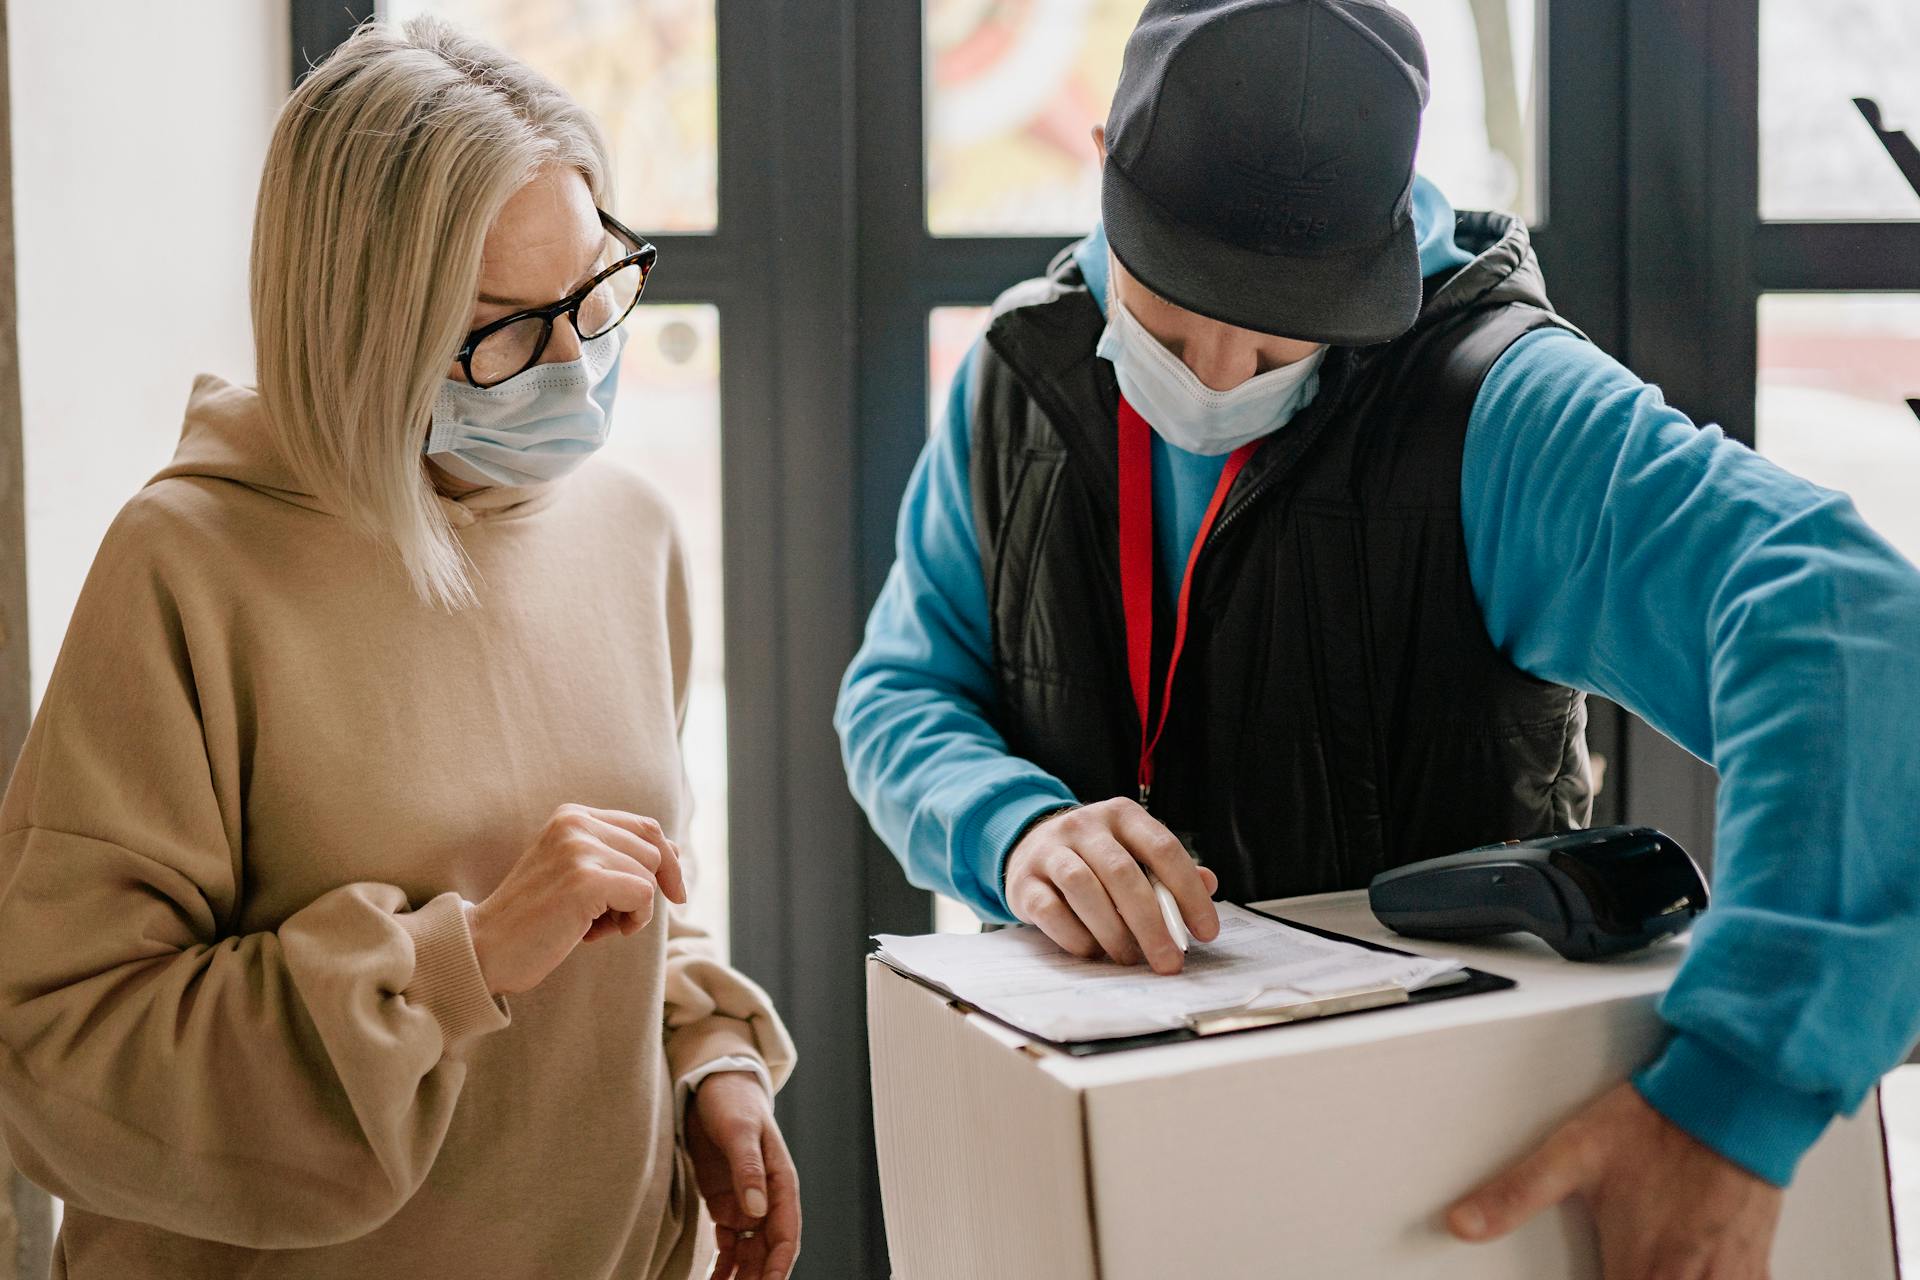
[455,209,659,388]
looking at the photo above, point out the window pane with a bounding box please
[929,305,991,431]
[382,0,719,232]
[925,0,1541,235]
[927,304,996,934]
[604,305,732,951]
[1757,294,1920,569]
[1883,1066,1920,1278]
[934,894,984,934]
[1761,0,1920,222]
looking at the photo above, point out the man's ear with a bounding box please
[1091,125,1106,167]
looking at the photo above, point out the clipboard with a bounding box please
[880,903,1513,1057]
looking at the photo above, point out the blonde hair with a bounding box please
[250,17,611,608]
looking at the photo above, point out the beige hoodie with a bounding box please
[0,375,794,1279]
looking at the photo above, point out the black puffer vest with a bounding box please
[970,212,1593,903]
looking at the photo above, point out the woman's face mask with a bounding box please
[425,163,643,490]
[424,325,627,488]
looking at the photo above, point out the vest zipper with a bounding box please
[1196,355,1361,559]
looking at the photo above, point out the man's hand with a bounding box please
[1004,797,1221,974]
[687,1071,801,1280]
[1447,1082,1783,1279]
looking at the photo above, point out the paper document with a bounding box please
[873,903,1463,1043]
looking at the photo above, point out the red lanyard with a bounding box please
[1118,394,1258,808]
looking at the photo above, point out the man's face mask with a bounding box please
[425,325,628,488]
[1096,279,1326,456]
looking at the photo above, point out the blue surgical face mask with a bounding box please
[1096,275,1326,456]
[424,325,628,488]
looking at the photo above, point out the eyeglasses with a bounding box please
[456,209,658,388]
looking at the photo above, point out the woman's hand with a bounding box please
[468,803,687,995]
[687,1071,801,1280]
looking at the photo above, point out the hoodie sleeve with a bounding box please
[0,497,510,1249]
[1462,328,1920,1185]
[834,339,1080,920]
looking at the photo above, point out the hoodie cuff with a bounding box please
[972,785,1080,922]
[665,1015,777,1091]
[1633,1031,1836,1187]
[399,892,511,1054]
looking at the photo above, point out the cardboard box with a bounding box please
[869,890,1896,1279]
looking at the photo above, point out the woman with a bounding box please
[0,18,797,1280]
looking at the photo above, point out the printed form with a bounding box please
[874,903,1464,1043]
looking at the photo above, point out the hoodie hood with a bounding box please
[151,374,323,512]
[151,374,558,528]
[1419,209,1557,328]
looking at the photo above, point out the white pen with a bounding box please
[1148,873,1192,953]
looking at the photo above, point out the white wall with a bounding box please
[10,1,288,703]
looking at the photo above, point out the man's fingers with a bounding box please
[1046,848,1141,964]
[1114,803,1221,941]
[1019,881,1103,959]
[1081,835,1184,973]
[1448,1125,1596,1242]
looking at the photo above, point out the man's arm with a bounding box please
[834,339,1077,920]
[1461,326,1920,1184]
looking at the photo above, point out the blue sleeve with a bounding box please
[1463,327,1920,1186]
[834,340,1078,920]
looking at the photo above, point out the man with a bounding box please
[837,0,1920,1274]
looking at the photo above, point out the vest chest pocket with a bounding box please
[986,446,1141,803]
[990,448,1081,680]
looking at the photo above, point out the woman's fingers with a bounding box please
[744,1123,801,1280]
[582,807,689,903]
[762,1124,802,1279]
[728,1128,770,1222]
[735,1232,770,1280]
[581,911,625,942]
[580,819,685,920]
[581,866,656,923]
[711,1227,739,1280]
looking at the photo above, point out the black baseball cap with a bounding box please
[1101,0,1431,347]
